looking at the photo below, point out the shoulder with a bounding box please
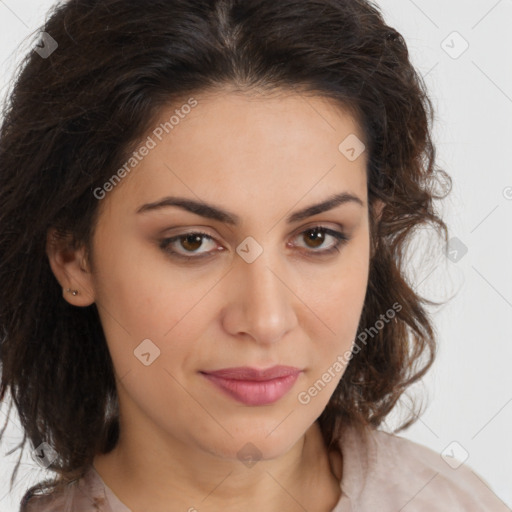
[338,426,509,511]
[19,483,76,512]
[19,467,109,512]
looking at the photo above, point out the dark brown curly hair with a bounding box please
[0,0,450,500]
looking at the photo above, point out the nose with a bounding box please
[221,247,298,346]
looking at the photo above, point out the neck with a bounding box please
[93,420,342,512]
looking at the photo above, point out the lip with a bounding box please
[200,365,302,406]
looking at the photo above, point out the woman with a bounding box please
[0,0,506,511]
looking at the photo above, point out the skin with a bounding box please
[47,90,381,512]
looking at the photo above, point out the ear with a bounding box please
[46,228,95,307]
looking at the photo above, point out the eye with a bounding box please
[159,231,219,260]
[159,226,349,262]
[291,226,349,256]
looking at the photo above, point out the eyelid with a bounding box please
[159,224,350,262]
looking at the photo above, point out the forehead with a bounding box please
[101,90,368,218]
[156,89,366,153]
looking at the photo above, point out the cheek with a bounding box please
[296,264,368,413]
[308,231,369,335]
[89,231,196,376]
[93,217,369,381]
[92,224,190,329]
[301,232,369,388]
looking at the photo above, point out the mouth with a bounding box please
[200,365,302,406]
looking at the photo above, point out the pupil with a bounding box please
[182,234,202,251]
[306,229,324,248]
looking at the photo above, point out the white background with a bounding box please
[0,0,511,510]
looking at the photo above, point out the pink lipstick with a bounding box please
[200,365,302,406]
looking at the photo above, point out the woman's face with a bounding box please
[79,91,370,461]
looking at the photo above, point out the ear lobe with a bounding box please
[46,228,95,307]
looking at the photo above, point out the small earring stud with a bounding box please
[66,288,79,296]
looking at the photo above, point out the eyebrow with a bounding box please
[135,192,364,225]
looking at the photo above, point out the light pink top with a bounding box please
[20,426,509,511]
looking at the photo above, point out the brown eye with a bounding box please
[293,226,348,254]
[160,226,349,263]
[160,231,219,260]
[180,234,204,252]
[303,228,326,249]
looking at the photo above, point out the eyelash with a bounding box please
[159,226,349,262]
